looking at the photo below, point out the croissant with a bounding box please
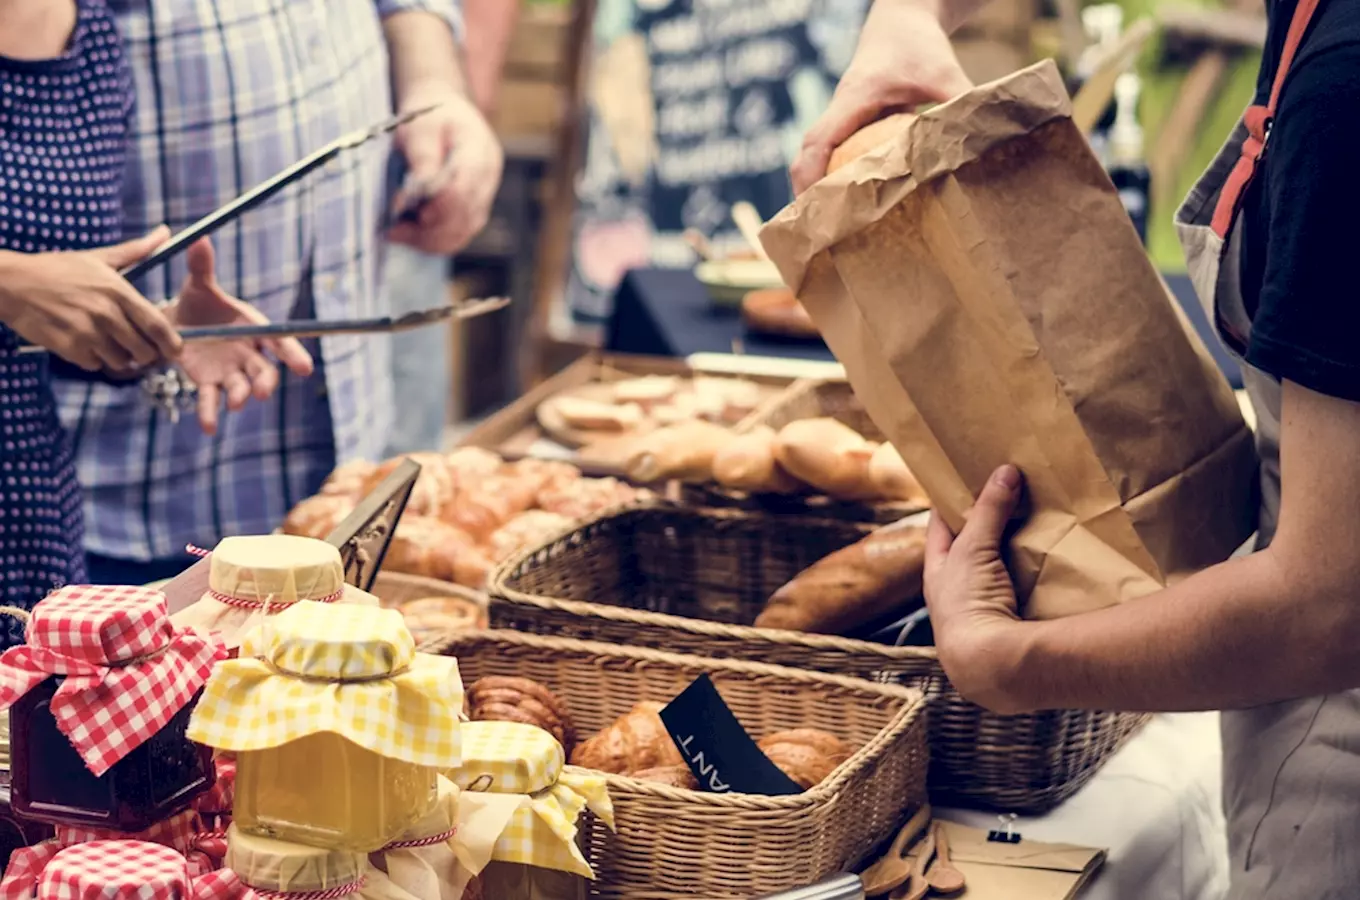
[757,729,851,790]
[467,676,576,755]
[569,701,683,775]
[631,765,698,789]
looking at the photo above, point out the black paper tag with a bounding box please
[659,674,802,795]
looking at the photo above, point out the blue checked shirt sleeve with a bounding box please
[376,0,463,38]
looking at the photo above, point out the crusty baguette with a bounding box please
[711,426,801,493]
[773,418,878,499]
[867,442,930,506]
[626,420,731,483]
[755,520,926,634]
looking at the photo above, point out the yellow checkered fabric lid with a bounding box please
[448,722,614,878]
[187,601,463,767]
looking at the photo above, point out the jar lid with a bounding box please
[187,602,463,767]
[208,536,345,606]
[34,840,244,900]
[0,586,222,776]
[225,825,364,894]
[449,721,562,795]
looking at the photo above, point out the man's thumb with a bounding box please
[89,226,172,270]
[399,122,445,179]
[962,465,1023,546]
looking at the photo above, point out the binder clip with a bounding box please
[987,813,1021,844]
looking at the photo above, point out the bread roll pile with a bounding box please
[282,448,651,588]
[610,416,930,506]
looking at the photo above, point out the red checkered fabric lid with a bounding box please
[0,586,224,776]
[53,809,227,877]
[4,840,255,900]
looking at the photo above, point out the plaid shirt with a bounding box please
[55,0,461,561]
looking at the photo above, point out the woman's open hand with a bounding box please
[165,239,314,435]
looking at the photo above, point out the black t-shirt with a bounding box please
[1238,0,1360,401]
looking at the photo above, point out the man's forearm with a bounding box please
[384,9,468,105]
[995,545,1360,714]
[463,0,521,114]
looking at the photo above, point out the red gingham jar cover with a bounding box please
[1,840,256,900]
[53,809,228,876]
[0,585,225,776]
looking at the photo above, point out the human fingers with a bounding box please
[87,226,172,270]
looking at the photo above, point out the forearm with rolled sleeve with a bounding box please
[376,0,464,38]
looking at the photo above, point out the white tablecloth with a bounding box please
[940,713,1229,900]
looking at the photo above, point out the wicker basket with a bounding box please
[685,379,928,524]
[488,504,1148,812]
[430,629,928,899]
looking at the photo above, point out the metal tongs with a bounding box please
[20,105,507,353]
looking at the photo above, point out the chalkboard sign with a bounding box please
[568,0,870,323]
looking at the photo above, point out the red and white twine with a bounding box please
[252,877,366,900]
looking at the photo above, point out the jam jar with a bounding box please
[0,585,222,833]
[9,683,214,832]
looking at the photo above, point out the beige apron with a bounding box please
[1175,0,1360,895]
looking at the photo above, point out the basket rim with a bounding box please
[486,501,941,663]
[372,571,489,605]
[432,628,927,811]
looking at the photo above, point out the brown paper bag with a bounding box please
[761,60,1258,619]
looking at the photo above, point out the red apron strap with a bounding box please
[1210,0,1324,237]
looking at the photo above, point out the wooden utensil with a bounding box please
[890,830,936,900]
[925,822,966,894]
[731,200,770,261]
[860,804,932,896]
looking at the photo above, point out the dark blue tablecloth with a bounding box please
[604,267,1243,390]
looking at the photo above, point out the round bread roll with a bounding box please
[537,477,647,521]
[757,728,851,790]
[363,453,458,518]
[397,595,488,642]
[570,701,683,776]
[319,459,378,498]
[282,494,353,540]
[827,113,916,174]
[385,516,492,588]
[486,510,574,563]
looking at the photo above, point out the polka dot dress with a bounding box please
[0,0,132,648]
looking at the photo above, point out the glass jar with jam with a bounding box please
[448,721,615,900]
[188,601,463,853]
[0,586,222,832]
[173,534,378,654]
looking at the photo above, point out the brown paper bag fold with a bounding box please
[762,60,1258,619]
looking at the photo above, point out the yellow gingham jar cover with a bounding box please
[449,721,614,878]
[186,601,463,767]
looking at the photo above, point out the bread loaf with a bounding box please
[754,520,927,634]
[711,426,801,493]
[774,418,878,499]
[741,288,819,339]
[553,397,644,431]
[757,729,851,790]
[443,474,537,540]
[827,113,916,174]
[467,676,576,755]
[868,443,930,505]
[569,701,683,775]
[626,420,731,483]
